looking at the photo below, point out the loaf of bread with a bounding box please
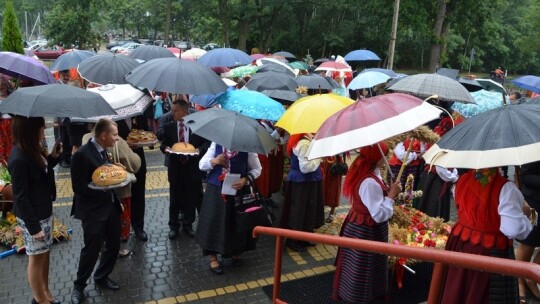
[92,164,128,187]
[126,129,157,144]
[171,142,198,154]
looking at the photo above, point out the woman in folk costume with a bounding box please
[332,143,401,304]
[321,154,345,223]
[256,120,285,205]
[389,138,427,189]
[440,168,532,304]
[280,133,325,252]
[416,116,458,221]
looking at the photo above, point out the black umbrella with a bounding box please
[423,103,540,169]
[245,71,297,91]
[129,45,175,62]
[125,57,228,95]
[184,108,276,154]
[257,64,296,77]
[77,54,139,85]
[458,77,483,92]
[0,84,116,118]
[273,51,296,60]
[260,89,303,104]
[50,50,96,72]
[296,74,339,90]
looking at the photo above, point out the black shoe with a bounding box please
[95,277,120,291]
[60,160,70,168]
[210,262,224,275]
[182,226,195,238]
[134,230,148,242]
[49,298,61,304]
[168,229,179,239]
[286,240,306,252]
[71,288,85,304]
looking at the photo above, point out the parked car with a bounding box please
[174,41,192,50]
[33,46,68,60]
[106,39,138,50]
[203,43,220,51]
[113,43,144,55]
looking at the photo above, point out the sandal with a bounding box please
[325,215,334,223]
[118,249,132,257]
[209,258,224,275]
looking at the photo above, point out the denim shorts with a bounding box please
[17,216,53,255]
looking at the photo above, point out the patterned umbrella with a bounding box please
[216,90,285,121]
[387,73,475,104]
[223,65,259,78]
[451,89,505,118]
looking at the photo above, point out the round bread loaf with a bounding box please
[92,164,128,187]
[127,129,157,144]
[171,142,197,153]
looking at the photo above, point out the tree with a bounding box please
[2,0,24,54]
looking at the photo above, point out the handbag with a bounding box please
[329,155,348,175]
[234,174,272,233]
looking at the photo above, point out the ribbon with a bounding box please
[394,257,407,289]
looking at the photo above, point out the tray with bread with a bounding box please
[88,164,135,190]
[165,142,199,156]
[126,129,158,147]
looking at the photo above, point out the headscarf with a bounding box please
[342,142,388,199]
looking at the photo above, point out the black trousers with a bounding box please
[131,147,146,232]
[168,174,203,230]
[74,206,120,289]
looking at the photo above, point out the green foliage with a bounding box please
[0,165,10,184]
[2,0,24,54]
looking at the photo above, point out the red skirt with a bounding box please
[268,146,285,194]
[120,197,132,240]
[321,157,343,208]
[256,154,271,197]
[0,119,13,164]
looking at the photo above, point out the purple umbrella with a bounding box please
[0,51,57,85]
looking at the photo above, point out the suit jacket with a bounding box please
[8,146,59,235]
[160,120,210,183]
[521,161,540,209]
[70,138,121,221]
[157,112,174,167]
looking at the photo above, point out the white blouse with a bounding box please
[293,139,322,174]
[436,166,459,183]
[199,142,262,179]
[497,182,532,240]
[358,169,394,224]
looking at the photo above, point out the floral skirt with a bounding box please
[17,216,53,256]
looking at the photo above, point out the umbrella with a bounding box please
[125,57,228,95]
[71,84,153,122]
[451,89,505,118]
[50,50,96,72]
[0,51,56,85]
[275,93,355,134]
[348,71,391,90]
[245,71,297,91]
[511,75,540,93]
[315,61,352,72]
[256,58,296,75]
[257,63,296,77]
[273,51,296,60]
[296,74,339,90]
[387,73,475,104]
[0,84,116,118]
[190,89,230,108]
[314,58,330,65]
[289,61,309,70]
[165,47,181,58]
[423,103,540,169]
[129,45,176,62]
[344,49,381,61]
[198,48,252,67]
[250,54,266,61]
[180,48,207,60]
[260,89,303,104]
[307,93,442,159]
[458,77,483,92]
[361,68,398,78]
[222,65,259,78]
[215,90,285,121]
[475,78,508,95]
[184,108,276,154]
[77,54,139,85]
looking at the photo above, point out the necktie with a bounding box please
[101,150,109,164]
[178,121,185,143]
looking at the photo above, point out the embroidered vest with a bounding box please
[287,152,322,182]
[207,145,248,187]
[347,172,389,227]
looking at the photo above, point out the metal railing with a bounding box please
[253,226,540,304]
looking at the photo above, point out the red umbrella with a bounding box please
[165,47,181,58]
[306,93,441,159]
[250,54,266,61]
[315,61,352,72]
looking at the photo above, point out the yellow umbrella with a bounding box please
[275,93,355,134]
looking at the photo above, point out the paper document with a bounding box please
[221,173,241,195]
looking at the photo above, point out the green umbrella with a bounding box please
[223,65,259,78]
[290,61,309,70]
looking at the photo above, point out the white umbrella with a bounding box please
[181,48,207,60]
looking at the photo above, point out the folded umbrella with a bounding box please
[78,54,139,85]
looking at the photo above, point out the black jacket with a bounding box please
[521,161,540,210]
[8,146,59,235]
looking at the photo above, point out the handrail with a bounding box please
[253,226,540,304]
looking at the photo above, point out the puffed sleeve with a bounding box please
[199,142,216,171]
[436,166,459,183]
[295,139,322,174]
[359,177,394,223]
[498,182,532,240]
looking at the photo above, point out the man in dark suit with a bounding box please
[159,100,209,239]
[70,119,122,304]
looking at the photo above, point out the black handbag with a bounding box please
[329,155,348,175]
[234,174,272,233]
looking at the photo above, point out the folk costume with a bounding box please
[389,139,426,188]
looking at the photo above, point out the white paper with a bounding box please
[221,173,241,195]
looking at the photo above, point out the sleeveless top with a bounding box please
[346,172,389,227]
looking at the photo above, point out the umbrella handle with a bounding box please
[395,139,414,185]
[432,105,455,129]
[377,143,394,182]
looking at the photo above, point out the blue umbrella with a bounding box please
[198,48,252,67]
[344,49,381,61]
[50,50,96,71]
[190,87,233,108]
[361,68,397,78]
[348,71,390,90]
[216,90,285,121]
[451,89,504,118]
[511,75,540,93]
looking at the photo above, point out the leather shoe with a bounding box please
[134,230,148,242]
[49,298,61,304]
[209,262,224,275]
[95,277,120,291]
[71,288,85,304]
[182,226,195,238]
[168,229,179,239]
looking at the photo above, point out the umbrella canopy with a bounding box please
[0,51,56,85]
[198,48,252,67]
[222,65,259,78]
[296,74,339,90]
[307,93,441,159]
[78,54,139,85]
[260,89,303,104]
[245,71,297,91]
[50,50,96,72]
[458,77,483,92]
[275,93,355,134]
[190,89,230,108]
[273,51,296,60]
[423,103,540,169]
[256,58,296,75]
[387,73,475,104]
[348,71,391,90]
[314,58,330,65]
[180,48,207,60]
[129,45,176,62]
[511,75,540,93]
[215,90,285,121]
[289,61,309,70]
[315,61,352,72]
[361,68,397,78]
[165,47,181,58]
[475,78,508,95]
[344,50,381,61]
[0,84,116,118]
[250,54,266,61]
[184,108,276,154]
[451,89,505,118]
[257,63,296,77]
[125,57,228,95]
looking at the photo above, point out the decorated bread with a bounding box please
[171,142,198,154]
[127,129,157,144]
[92,164,128,187]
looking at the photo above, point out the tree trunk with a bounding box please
[262,4,283,51]
[387,0,400,70]
[219,0,230,47]
[164,0,172,46]
[237,0,248,52]
[429,0,447,72]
